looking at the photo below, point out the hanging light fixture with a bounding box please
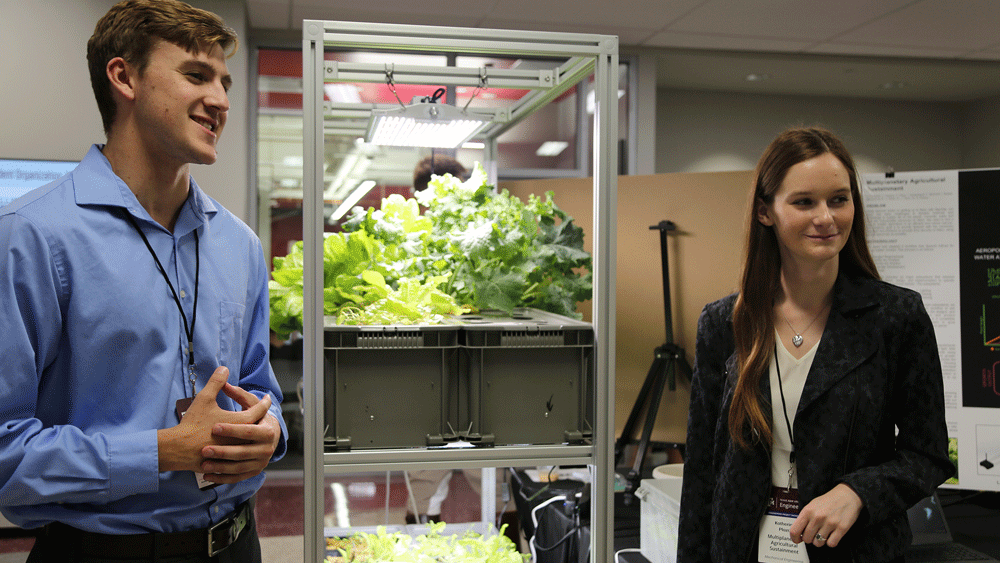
[366,102,489,148]
[366,71,490,149]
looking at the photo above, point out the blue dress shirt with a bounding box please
[0,144,287,533]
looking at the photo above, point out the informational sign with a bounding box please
[864,169,1000,491]
[0,158,77,208]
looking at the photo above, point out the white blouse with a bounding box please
[768,332,819,490]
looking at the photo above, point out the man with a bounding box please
[411,154,469,193]
[0,1,287,561]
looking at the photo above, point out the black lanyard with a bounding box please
[774,344,795,466]
[125,214,200,397]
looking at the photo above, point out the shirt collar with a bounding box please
[73,144,218,233]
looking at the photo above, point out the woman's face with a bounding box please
[757,152,854,269]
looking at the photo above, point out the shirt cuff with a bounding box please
[268,405,287,462]
[107,429,160,500]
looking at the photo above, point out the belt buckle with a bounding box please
[207,517,237,557]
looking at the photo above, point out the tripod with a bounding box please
[614,220,692,498]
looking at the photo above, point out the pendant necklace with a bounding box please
[781,303,827,347]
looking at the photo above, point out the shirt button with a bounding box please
[180,289,187,298]
[214,506,220,514]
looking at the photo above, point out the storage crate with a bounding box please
[323,318,461,449]
[634,478,681,563]
[460,308,594,446]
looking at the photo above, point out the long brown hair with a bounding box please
[728,127,880,450]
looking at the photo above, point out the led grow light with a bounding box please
[366,102,489,149]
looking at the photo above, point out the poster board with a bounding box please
[502,171,751,445]
[864,169,1000,491]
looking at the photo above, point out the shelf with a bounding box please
[323,445,595,473]
[301,19,618,563]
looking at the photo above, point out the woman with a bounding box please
[676,127,953,563]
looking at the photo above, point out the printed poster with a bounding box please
[863,169,1000,491]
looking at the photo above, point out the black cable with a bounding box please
[424,87,446,103]
[774,345,795,465]
[125,213,200,397]
[533,527,579,552]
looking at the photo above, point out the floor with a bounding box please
[0,468,495,563]
[5,452,996,562]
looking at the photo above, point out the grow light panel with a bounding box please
[366,103,489,149]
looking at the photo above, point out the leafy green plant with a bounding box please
[269,163,592,331]
[325,523,527,563]
[946,437,958,485]
[344,164,592,318]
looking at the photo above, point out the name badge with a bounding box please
[175,398,220,491]
[758,486,809,563]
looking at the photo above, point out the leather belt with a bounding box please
[43,497,254,558]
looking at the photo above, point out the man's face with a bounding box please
[132,39,232,167]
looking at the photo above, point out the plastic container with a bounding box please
[323,318,461,449]
[652,463,684,480]
[634,478,681,563]
[460,308,595,446]
[321,308,594,449]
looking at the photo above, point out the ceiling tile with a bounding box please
[666,0,913,41]
[477,17,652,45]
[248,0,290,30]
[289,4,488,30]
[488,0,703,32]
[292,0,495,22]
[834,0,1000,51]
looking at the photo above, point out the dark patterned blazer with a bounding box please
[677,274,954,563]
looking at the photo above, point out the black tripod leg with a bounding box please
[628,355,671,485]
[614,355,666,466]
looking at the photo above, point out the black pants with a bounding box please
[27,513,262,563]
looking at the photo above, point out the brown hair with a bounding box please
[728,127,880,449]
[87,0,238,134]
[413,155,468,191]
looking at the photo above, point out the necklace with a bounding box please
[781,303,827,347]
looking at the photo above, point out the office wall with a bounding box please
[962,94,1000,169]
[0,0,250,221]
[502,170,752,443]
[655,88,976,175]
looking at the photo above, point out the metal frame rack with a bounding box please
[301,20,618,562]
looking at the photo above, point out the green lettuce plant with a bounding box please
[325,523,527,563]
[269,163,592,331]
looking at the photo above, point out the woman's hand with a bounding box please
[789,483,863,548]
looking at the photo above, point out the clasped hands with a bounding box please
[157,366,281,484]
[789,483,864,548]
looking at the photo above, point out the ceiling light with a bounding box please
[745,73,770,82]
[462,142,486,150]
[366,102,489,149]
[323,84,362,104]
[330,180,377,222]
[282,156,303,167]
[881,81,910,90]
[536,141,569,157]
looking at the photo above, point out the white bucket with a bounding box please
[652,463,684,480]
